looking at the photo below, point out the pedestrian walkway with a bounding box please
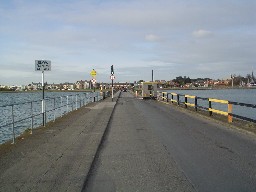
[0,93,119,192]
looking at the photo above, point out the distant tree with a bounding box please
[173,76,184,85]
[233,75,242,86]
[245,74,252,83]
[184,77,191,84]
[172,76,191,85]
[0,86,11,91]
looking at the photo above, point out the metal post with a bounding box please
[94,85,96,102]
[67,96,69,113]
[42,71,45,126]
[72,95,74,111]
[79,95,81,108]
[76,95,78,110]
[53,98,56,122]
[60,96,63,117]
[112,79,114,102]
[83,93,85,106]
[31,102,33,134]
[11,105,15,144]
[177,94,180,105]
[45,100,47,124]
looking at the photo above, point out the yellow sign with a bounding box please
[90,69,97,77]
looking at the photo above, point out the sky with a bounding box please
[0,0,255,85]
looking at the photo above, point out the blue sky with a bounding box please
[0,0,255,85]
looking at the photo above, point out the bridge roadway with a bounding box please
[85,91,256,192]
[0,91,256,191]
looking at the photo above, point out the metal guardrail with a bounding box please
[0,91,109,144]
[157,91,256,124]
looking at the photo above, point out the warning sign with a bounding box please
[90,69,97,77]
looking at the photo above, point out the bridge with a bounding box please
[0,91,256,191]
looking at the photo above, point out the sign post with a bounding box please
[35,60,51,127]
[90,69,97,102]
[111,65,114,102]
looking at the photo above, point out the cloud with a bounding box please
[193,29,213,38]
[0,0,256,85]
[145,34,161,42]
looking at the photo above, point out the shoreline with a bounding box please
[0,89,112,93]
[161,86,256,90]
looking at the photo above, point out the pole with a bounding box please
[152,70,154,82]
[93,84,96,102]
[11,105,15,144]
[42,71,45,127]
[111,65,114,102]
[112,79,114,102]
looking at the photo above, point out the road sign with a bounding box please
[91,78,97,84]
[90,69,97,77]
[35,60,51,71]
[110,75,115,80]
[111,65,114,75]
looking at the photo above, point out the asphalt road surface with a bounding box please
[85,91,256,192]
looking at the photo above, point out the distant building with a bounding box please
[62,82,75,90]
[26,82,42,90]
[75,80,90,90]
[213,80,229,87]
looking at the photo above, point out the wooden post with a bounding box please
[228,103,233,123]
[209,99,212,116]
[195,96,198,111]
[185,96,188,108]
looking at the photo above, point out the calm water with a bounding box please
[0,91,99,144]
[0,89,255,144]
[166,88,256,122]
[167,88,256,104]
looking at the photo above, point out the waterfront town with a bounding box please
[1,72,256,92]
